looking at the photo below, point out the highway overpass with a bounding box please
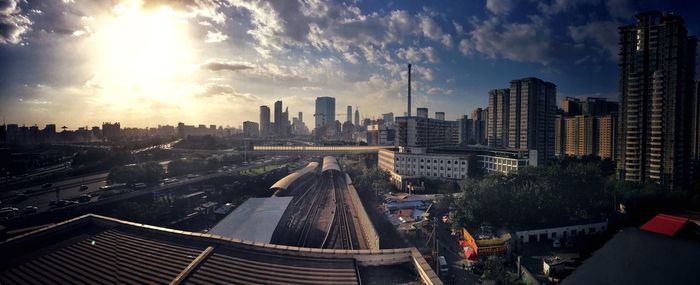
[252,145,393,155]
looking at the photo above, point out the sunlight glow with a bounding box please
[88,1,197,104]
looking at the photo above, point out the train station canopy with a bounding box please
[209,197,292,243]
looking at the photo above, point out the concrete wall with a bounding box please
[346,173,380,250]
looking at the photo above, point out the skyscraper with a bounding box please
[259,105,270,137]
[274,100,283,136]
[354,108,360,127]
[315,97,335,130]
[507,78,556,165]
[347,106,352,124]
[298,112,303,127]
[487,89,510,148]
[618,12,697,188]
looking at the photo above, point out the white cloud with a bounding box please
[419,15,451,47]
[205,30,228,43]
[465,16,553,64]
[459,38,471,55]
[568,20,620,60]
[537,0,599,15]
[421,46,439,63]
[486,0,515,15]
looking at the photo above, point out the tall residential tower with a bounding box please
[618,12,697,188]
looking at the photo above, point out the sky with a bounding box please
[0,0,699,129]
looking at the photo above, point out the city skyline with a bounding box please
[1,0,699,128]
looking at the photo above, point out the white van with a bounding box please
[438,256,449,275]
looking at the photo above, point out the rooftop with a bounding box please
[0,214,441,285]
[209,197,293,243]
[562,227,700,285]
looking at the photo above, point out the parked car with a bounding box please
[20,206,39,215]
[79,185,89,191]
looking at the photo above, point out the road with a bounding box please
[436,220,479,284]
[3,157,291,218]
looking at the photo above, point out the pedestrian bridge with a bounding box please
[252,145,393,155]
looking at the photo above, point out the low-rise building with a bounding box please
[378,147,537,189]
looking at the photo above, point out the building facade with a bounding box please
[508,78,557,165]
[395,115,460,150]
[315,97,336,130]
[242,121,259,137]
[259,105,270,137]
[618,12,697,188]
[487,89,510,148]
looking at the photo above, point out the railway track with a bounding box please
[323,172,355,250]
[297,173,331,247]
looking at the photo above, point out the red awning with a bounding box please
[640,214,688,236]
[463,246,476,260]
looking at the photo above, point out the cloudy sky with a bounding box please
[0,0,698,129]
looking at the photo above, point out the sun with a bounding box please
[88,1,197,102]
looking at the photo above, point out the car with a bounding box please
[42,183,53,189]
[79,185,89,191]
[15,193,28,202]
[553,238,562,248]
[132,183,147,190]
[20,206,38,215]
[77,194,92,203]
[50,200,77,208]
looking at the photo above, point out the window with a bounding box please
[420,159,424,162]
[447,160,451,164]
[461,161,466,165]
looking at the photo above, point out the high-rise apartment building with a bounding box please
[315,97,335,130]
[507,78,557,165]
[417,108,429,119]
[471,108,487,145]
[694,80,700,160]
[597,114,617,160]
[487,89,510,148]
[396,109,459,149]
[554,114,566,156]
[435,112,445,121]
[259,105,270,137]
[618,11,697,188]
